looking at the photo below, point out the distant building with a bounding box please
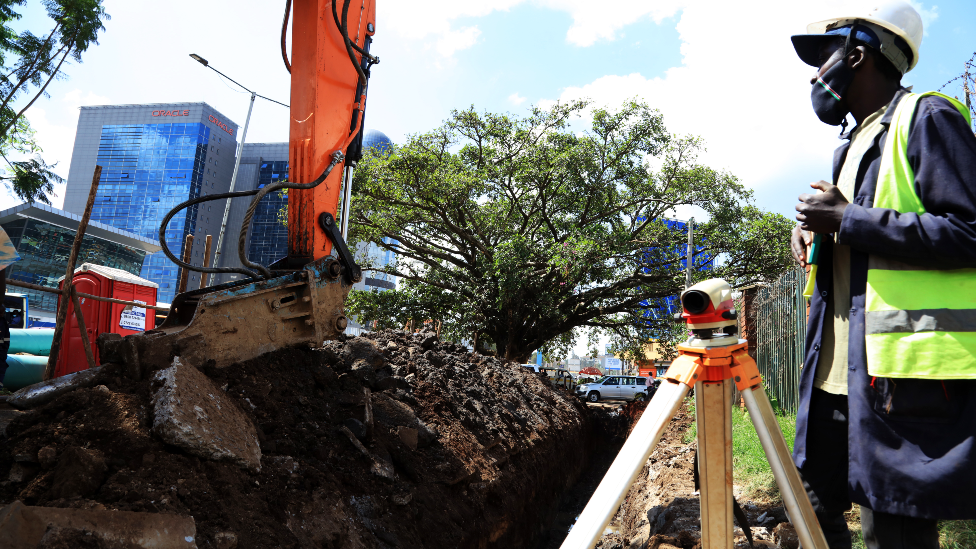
[209,142,289,286]
[0,203,160,326]
[62,102,240,303]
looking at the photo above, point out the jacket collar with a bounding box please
[839,87,911,140]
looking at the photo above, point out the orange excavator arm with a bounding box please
[118,1,381,376]
[287,0,377,266]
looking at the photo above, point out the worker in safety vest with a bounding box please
[790,1,976,548]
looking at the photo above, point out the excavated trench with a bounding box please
[0,330,795,549]
[0,330,604,548]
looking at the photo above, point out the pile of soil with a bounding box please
[0,330,590,549]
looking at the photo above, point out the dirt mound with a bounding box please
[0,330,589,548]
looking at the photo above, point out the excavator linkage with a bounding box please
[99,256,351,378]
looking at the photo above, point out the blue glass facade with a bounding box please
[639,219,714,334]
[247,160,289,267]
[1,217,148,317]
[90,123,211,303]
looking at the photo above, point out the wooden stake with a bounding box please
[45,166,101,380]
[177,234,194,294]
[199,234,212,290]
[70,287,97,371]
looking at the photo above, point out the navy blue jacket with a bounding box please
[793,90,976,519]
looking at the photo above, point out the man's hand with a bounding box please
[796,181,849,234]
[792,225,813,267]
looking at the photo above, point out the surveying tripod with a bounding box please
[560,280,828,549]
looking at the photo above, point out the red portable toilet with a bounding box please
[56,263,159,378]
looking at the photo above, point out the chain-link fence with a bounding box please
[745,267,808,414]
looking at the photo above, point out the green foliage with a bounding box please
[0,0,109,203]
[348,100,793,361]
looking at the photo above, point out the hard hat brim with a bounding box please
[791,34,837,68]
[807,16,919,72]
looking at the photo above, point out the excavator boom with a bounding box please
[101,0,378,377]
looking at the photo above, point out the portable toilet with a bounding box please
[55,263,159,378]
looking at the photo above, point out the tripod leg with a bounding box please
[696,379,734,549]
[741,385,828,549]
[559,380,691,549]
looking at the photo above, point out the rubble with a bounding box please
[150,358,262,472]
[0,330,589,548]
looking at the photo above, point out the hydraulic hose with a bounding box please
[236,154,344,277]
[281,0,292,73]
[158,189,265,280]
[331,0,379,66]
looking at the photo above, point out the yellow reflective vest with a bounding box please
[865,92,976,379]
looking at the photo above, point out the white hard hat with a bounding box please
[792,0,923,73]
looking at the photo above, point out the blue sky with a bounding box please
[8,0,975,355]
[11,0,973,220]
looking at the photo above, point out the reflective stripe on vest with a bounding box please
[866,91,976,379]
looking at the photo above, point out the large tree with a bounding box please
[347,100,793,362]
[0,0,109,203]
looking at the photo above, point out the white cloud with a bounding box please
[508,92,527,106]
[382,0,685,56]
[384,1,521,57]
[543,0,899,200]
[436,26,482,57]
[539,0,686,46]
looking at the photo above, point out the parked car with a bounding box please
[576,375,650,403]
[540,367,575,391]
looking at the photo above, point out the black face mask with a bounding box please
[811,54,856,127]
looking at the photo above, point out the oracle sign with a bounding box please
[209,114,234,136]
[152,109,190,117]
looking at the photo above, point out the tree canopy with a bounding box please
[347,99,793,362]
[0,0,109,203]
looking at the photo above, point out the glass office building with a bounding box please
[63,104,239,303]
[246,159,289,267]
[0,203,160,325]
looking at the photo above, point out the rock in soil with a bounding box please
[150,357,262,472]
[0,330,589,549]
[772,522,799,549]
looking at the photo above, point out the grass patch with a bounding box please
[0,387,11,396]
[846,508,976,548]
[730,406,796,502]
[680,398,796,502]
[940,520,976,548]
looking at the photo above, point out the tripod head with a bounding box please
[680,278,739,347]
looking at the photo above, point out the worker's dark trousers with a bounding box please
[798,389,939,549]
[0,315,8,386]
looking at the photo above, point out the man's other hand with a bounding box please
[792,225,813,267]
[796,181,849,234]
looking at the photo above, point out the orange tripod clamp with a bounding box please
[663,341,762,392]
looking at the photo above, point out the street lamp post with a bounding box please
[188,53,288,287]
